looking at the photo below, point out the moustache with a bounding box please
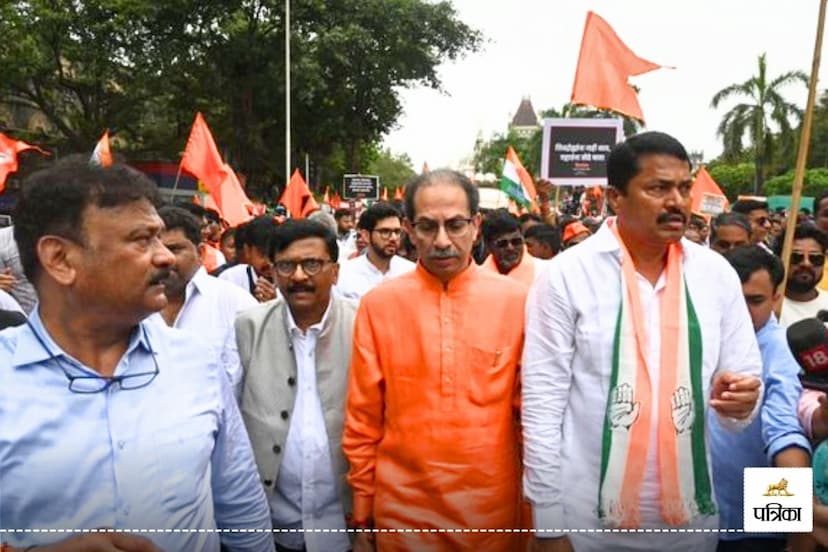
[288,285,315,294]
[656,211,687,225]
[428,249,459,260]
[149,269,171,285]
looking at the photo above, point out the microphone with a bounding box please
[787,317,828,392]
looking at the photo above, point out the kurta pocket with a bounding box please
[467,346,515,406]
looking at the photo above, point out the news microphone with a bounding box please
[787,317,828,392]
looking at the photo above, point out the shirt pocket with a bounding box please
[467,345,516,406]
[150,418,215,513]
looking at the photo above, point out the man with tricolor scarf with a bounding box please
[522,131,763,552]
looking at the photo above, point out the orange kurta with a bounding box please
[343,263,528,551]
[481,249,536,288]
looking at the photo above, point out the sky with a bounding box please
[382,0,824,173]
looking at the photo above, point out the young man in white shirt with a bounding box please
[336,202,414,300]
[151,206,258,399]
[522,131,762,552]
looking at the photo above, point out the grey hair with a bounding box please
[307,210,339,236]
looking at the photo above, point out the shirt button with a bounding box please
[281,410,289,420]
[287,377,296,386]
[263,479,273,486]
[273,444,282,454]
[117,440,125,450]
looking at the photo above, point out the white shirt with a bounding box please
[271,303,349,552]
[148,267,258,399]
[522,222,762,552]
[779,289,828,327]
[218,263,257,295]
[0,289,23,313]
[336,253,415,300]
[337,232,357,262]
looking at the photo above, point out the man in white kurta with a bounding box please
[522,132,762,552]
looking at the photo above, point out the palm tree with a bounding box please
[711,53,807,194]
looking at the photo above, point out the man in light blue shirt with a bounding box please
[710,245,811,552]
[0,160,274,552]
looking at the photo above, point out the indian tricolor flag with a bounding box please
[499,146,536,208]
[90,130,113,167]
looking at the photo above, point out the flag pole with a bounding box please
[172,162,184,193]
[777,0,827,318]
[285,0,291,192]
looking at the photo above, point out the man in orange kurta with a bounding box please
[343,170,528,551]
[480,209,539,288]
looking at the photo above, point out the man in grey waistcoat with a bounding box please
[236,219,356,552]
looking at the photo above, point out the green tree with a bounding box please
[763,168,828,198]
[365,148,415,192]
[711,53,807,194]
[705,161,756,200]
[0,0,481,199]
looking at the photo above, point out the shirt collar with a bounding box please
[12,307,154,368]
[414,259,479,292]
[185,266,210,302]
[286,297,333,336]
[756,313,779,338]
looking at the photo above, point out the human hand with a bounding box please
[0,268,15,292]
[608,383,640,430]
[253,277,277,303]
[35,533,163,551]
[710,371,761,420]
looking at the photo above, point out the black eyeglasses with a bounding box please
[274,258,333,277]
[791,252,826,266]
[492,237,524,249]
[373,228,402,239]
[28,322,160,394]
[411,217,474,239]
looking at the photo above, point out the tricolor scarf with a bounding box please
[598,218,715,528]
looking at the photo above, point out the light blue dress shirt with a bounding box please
[0,309,275,552]
[709,314,811,536]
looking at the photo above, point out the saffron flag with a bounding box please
[323,186,331,205]
[381,187,389,201]
[330,190,343,210]
[394,186,403,201]
[0,133,49,193]
[499,146,537,208]
[280,170,319,219]
[179,113,254,226]
[90,130,113,167]
[570,11,664,121]
[691,167,729,216]
[180,113,226,194]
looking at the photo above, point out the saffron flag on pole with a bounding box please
[691,166,729,216]
[179,112,254,226]
[180,112,226,194]
[90,130,113,167]
[570,11,664,121]
[499,146,537,208]
[394,186,403,200]
[280,169,319,219]
[0,132,49,193]
[381,186,389,201]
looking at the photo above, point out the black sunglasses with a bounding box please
[492,237,524,249]
[791,252,826,266]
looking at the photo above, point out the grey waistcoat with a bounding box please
[235,296,356,518]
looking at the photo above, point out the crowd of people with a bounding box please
[0,131,826,552]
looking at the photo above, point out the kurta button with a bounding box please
[281,410,289,420]
[273,444,281,454]
[263,479,273,486]
[287,377,296,386]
